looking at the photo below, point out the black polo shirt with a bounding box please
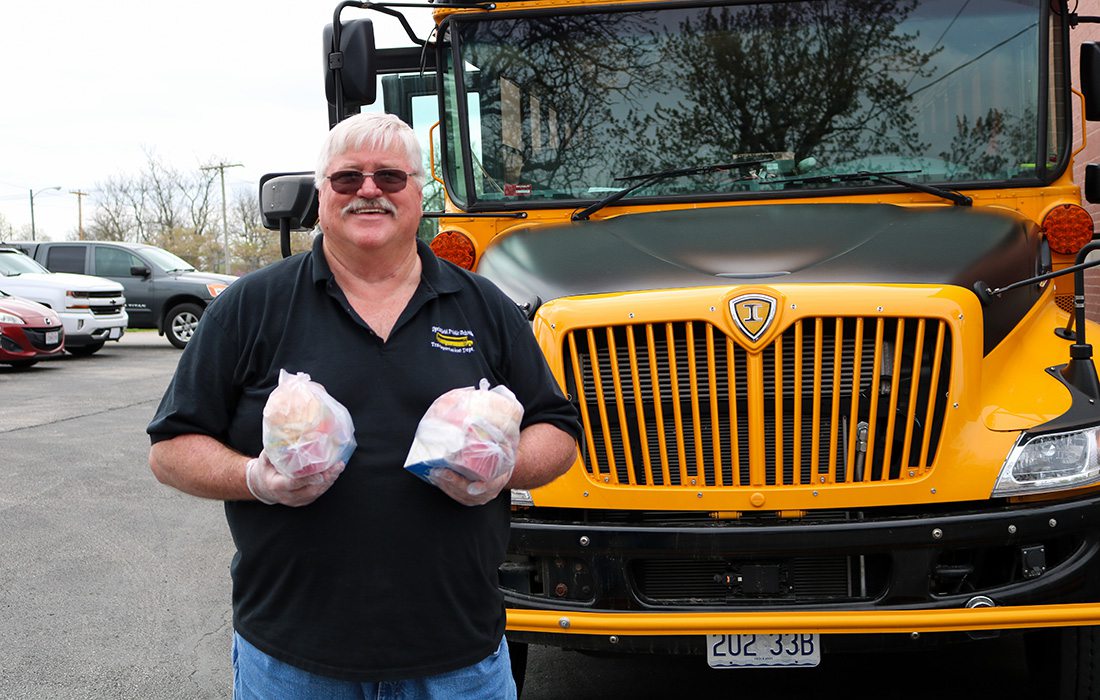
[148,234,579,681]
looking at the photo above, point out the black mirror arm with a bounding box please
[1067,241,1100,350]
[335,1,492,47]
[280,220,293,260]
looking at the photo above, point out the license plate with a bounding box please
[109,328,121,339]
[706,633,820,668]
[46,331,59,344]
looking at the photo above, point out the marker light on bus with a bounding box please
[431,230,477,270]
[1042,204,1094,254]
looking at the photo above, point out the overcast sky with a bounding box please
[0,1,434,241]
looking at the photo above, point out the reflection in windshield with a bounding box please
[443,0,1048,206]
[0,252,49,276]
[140,246,195,272]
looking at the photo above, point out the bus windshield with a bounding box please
[441,0,1056,208]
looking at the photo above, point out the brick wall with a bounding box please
[1071,23,1100,320]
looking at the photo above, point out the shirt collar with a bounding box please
[310,233,462,295]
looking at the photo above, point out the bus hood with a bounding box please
[476,203,1042,353]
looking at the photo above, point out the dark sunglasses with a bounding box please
[326,169,415,195]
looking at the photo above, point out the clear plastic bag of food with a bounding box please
[404,379,524,484]
[262,369,356,478]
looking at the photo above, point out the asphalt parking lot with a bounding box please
[0,332,1046,699]
[0,332,234,699]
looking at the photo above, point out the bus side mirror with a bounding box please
[260,173,319,231]
[325,19,377,123]
[1086,164,1100,204]
[1082,43,1100,121]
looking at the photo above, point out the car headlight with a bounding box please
[0,312,24,324]
[993,427,1100,496]
[207,283,228,297]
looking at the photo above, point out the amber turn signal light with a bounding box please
[430,230,477,270]
[1042,204,1095,254]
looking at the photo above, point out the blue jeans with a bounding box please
[232,632,518,700]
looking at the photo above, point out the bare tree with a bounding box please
[611,0,938,171]
[87,152,220,245]
[0,212,15,240]
[230,187,314,274]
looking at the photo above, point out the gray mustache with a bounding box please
[342,197,397,216]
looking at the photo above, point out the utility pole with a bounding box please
[70,190,89,240]
[201,162,243,274]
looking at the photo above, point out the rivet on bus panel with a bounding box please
[559,618,571,629]
[579,536,591,547]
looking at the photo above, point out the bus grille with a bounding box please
[562,318,952,488]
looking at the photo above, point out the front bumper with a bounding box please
[60,311,127,346]
[0,324,64,361]
[503,492,1100,642]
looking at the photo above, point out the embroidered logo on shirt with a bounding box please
[432,326,476,354]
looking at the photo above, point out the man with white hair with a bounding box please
[147,112,579,698]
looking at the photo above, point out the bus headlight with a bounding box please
[993,427,1100,496]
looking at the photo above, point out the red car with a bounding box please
[0,289,65,368]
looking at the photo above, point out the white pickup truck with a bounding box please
[0,247,127,356]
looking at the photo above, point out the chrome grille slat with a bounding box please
[564,318,952,488]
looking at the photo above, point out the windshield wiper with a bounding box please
[572,159,774,221]
[772,169,972,207]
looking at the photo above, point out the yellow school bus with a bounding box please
[264,0,1100,694]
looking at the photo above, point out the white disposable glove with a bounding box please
[245,451,345,507]
[428,465,512,507]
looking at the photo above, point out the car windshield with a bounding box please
[0,251,50,276]
[442,0,1055,207]
[139,246,196,273]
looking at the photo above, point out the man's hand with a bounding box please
[245,452,345,507]
[429,466,512,507]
